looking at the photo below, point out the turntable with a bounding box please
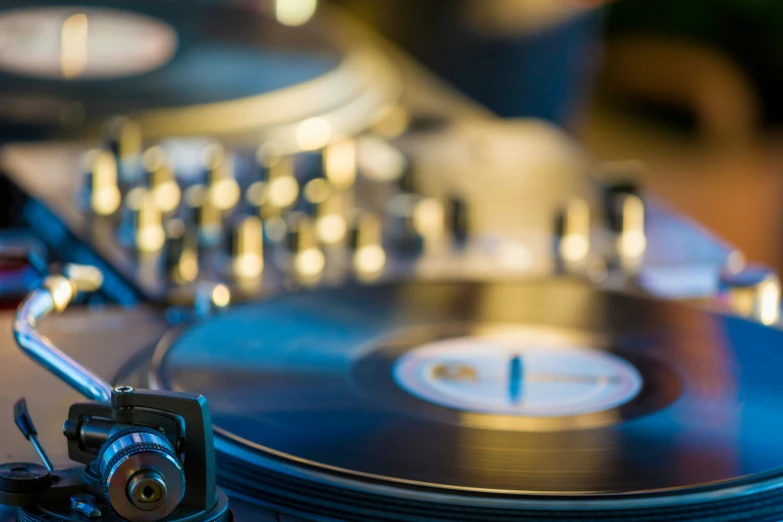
[1,267,783,521]
[0,2,781,521]
[0,0,402,144]
[0,0,736,309]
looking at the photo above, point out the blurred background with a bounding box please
[0,0,780,303]
[330,0,783,272]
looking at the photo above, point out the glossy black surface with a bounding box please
[155,279,783,495]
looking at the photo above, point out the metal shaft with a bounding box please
[13,268,113,403]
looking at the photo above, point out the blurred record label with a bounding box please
[0,7,177,79]
[394,330,642,417]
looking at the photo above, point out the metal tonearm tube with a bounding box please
[6,264,228,522]
[13,264,113,403]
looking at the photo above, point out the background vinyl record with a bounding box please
[0,0,399,142]
[141,279,783,520]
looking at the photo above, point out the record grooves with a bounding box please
[125,279,783,521]
[217,456,783,521]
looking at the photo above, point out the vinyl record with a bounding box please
[147,279,783,520]
[0,0,398,141]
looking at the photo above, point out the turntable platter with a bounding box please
[0,0,399,140]
[148,279,783,504]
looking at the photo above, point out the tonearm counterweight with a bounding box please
[0,265,230,522]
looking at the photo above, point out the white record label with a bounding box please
[394,329,643,417]
[0,7,177,79]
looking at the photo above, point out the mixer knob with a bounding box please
[203,144,240,213]
[164,218,199,284]
[286,212,325,280]
[135,191,165,254]
[599,163,648,262]
[265,155,299,212]
[315,191,348,246]
[105,116,142,183]
[553,198,590,270]
[142,147,181,215]
[82,149,121,216]
[412,197,446,247]
[599,162,644,229]
[230,216,264,280]
[720,264,781,325]
[185,185,223,248]
[120,187,164,253]
[614,193,646,263]
[350,211,386,276]
[299,175,348,245]
[604,180,640,233]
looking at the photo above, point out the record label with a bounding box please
[0,7,177,79]
[393,329,643,416]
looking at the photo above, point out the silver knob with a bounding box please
[203,144,239,213]
[265,155,299,212]
[119,188,165,253]
[412,197,446,248]
[314,190,348,246]
[350,211,386,277]
[98,429,184,522]
[615,193,646,261]
[142,147,180,215]
[231,216,264,280]
[600,163,647,263]
[135,190,165,254]
[83,150,121,216]
[720,264,780,325]
[554,198,590,269]
[286,213,325,280]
